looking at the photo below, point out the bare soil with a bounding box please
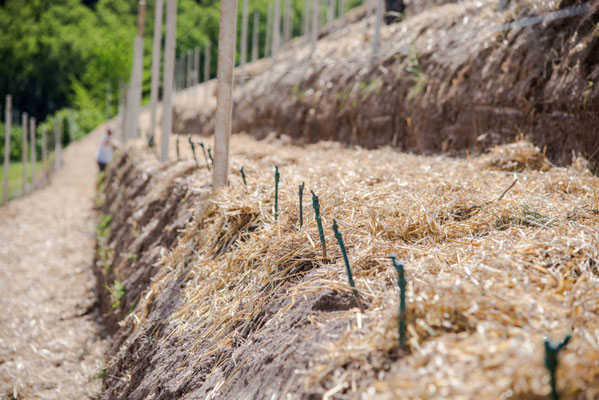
[0,129,107,399]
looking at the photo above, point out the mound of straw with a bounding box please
[124,134,599,398]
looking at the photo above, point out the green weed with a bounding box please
[495,203,554,229]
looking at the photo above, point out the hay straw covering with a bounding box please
[129,134,599,398]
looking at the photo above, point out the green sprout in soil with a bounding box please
[274,166,280,221]
[97,214,112,240]
[240,166,247,186]
[390,255,407,351]
[544,334,571,400]
[405,47,428,100]
[107,280,126,311]
[299,182,304,228]
[199,142,211,170]
[148,133,155,149]
[495,203,554,229]
[188,135,198,167]
[332,218,363,311]
[311,190,327,258]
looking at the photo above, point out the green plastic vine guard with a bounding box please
[198,142,211,171]
[311,190,327,258]
[544,334,571,400]
[148,134,155,149]
[332,218,363,312]
[188,135,198,166]
[299,182,305,228]
[176,136,181,161]
[390,255,407,350]
[207,147,214,164]
[274,166,280,221]
[240,166,247,186]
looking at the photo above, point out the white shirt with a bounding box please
[96,134,114,163]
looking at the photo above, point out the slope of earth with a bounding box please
[97,134,599,399]
[0,129,108,398]
[146,0,599,171]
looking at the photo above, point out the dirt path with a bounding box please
[0,128,107,399]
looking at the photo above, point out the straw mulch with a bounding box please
[127,134,599,398]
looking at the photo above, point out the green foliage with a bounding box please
[107,279,126,310]
[0,161,42,201]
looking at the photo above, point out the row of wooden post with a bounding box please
[121,0,379,190]
[2,94,63,205]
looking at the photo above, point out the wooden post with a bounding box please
[29,116,35,189]
[186,49,193,88]
[273,0,281,57]
[161,0,177,162]
[373,0,382,56]
[265,4,273,57]
[303,0,310,37]
[204,42,211,81]
[193,47,200,85]
[328,0,336,23]
[339,0,346,15]
[54,120,61,171]
[41,126,47,165]
[251,11,259,62]
[149,0,164,142]
[213,0,238,189]
[21,112,27,194]
[283,0,292,43]
[118,81,126,142]
[3,95,11,204]
[240,0,249,81]
[311,0,318,55]
[125,0,146,140]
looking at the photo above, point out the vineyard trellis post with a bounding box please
[149,0,164,143]
[53,119,62,171]
[283,0,292,43]
[373,0,382,56]
[204,41,211,82]
[21,112,28,194]
[161,0,177,162]
[193,47,200,85]
[266,3,273,57]
[303,0,310,37]
[213,0,238,188]
[186,49,193,87]
[29,116,35,190]
[252,11,259,62]
[3,95,11,204]
[125,0,146,140]
[311,0,318,55]
[240,0,249,81]
[41,126,47,176]
[273,0,281,58]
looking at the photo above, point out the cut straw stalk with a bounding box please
[544,334,571,400]
[390,256,407,351]
[176,136,181,161]
[311,190,327,258]
[332,218,364,312]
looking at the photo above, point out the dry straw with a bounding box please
[126,134,599,398]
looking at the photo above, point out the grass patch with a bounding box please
[0,161,43,202]
[495,203,554,229]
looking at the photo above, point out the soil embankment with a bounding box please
[95,135,599,399]
[0,129,107,399]
[163,0,599,170]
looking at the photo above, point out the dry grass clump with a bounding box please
[481,140,553,172]
[127,134,599,398]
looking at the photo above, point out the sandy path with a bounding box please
[0,128,107,399]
